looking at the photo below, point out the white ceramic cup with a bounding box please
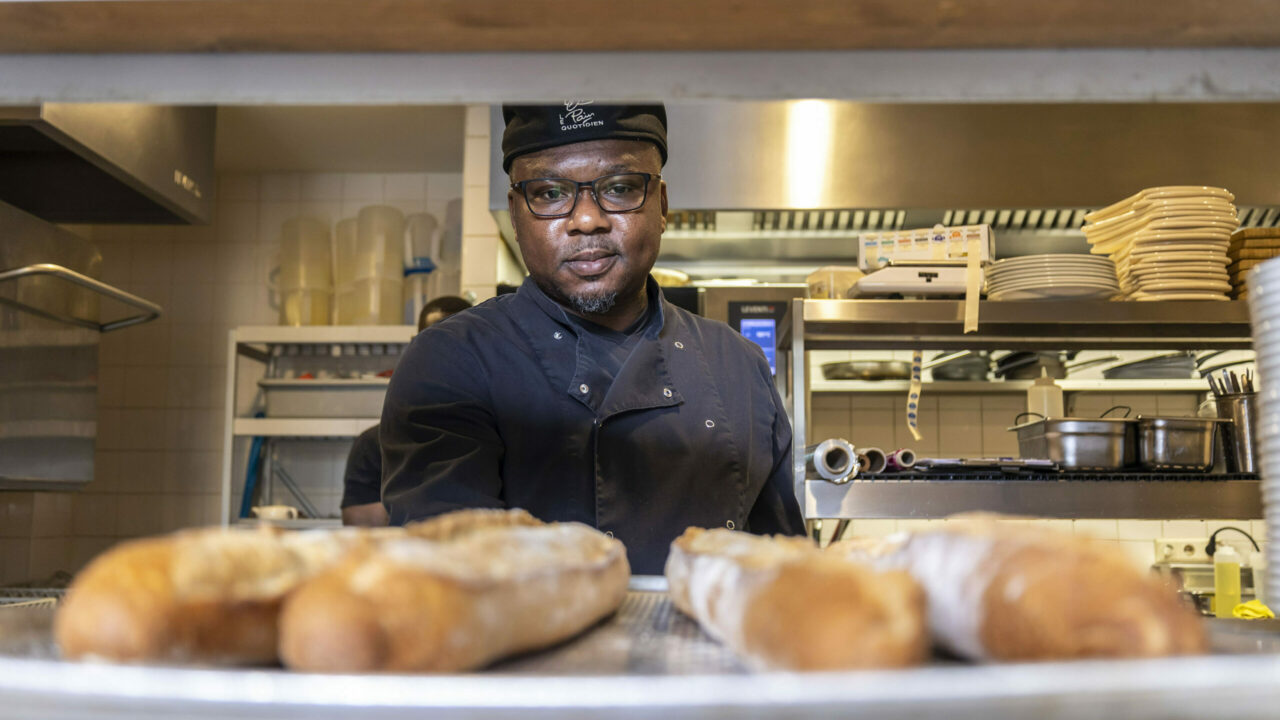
[252,505,299,520]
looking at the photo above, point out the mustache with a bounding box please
[561,239,621,259]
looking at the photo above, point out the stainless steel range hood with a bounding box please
[490,102,1280,281]
[0,103,215,224]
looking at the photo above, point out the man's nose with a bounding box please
[567,186,612,235]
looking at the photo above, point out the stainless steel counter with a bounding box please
[4,588,1280,719]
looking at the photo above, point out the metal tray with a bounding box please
[6,587,1280,719]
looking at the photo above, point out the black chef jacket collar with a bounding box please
[516,276,685,418]
[518,274,667,339]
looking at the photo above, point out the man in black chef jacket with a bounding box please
[380,102,804,573]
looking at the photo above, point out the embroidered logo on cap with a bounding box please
[559,101,603,132]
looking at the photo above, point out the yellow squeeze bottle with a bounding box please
[1214,544,1242,618]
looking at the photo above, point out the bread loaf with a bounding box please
[831,515,1206,660]
[404,508,542,540]
[55,526,403,664]
[665,527,928,670]
[279,522,630,672]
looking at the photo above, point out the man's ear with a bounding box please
[658,180,668,233]
[507,187,520,240]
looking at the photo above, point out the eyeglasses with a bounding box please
[510,172,661,218]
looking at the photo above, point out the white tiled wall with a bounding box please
[1,168,472,585]
[822,518,1269,570]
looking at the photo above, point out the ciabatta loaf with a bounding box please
[831,515,1206,660]
[55,526,403,664]
[279,522,630,672]
[665,527,928,670]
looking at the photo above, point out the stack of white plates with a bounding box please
[1245,257,1280,603]
[985,254,1120,301]
[1082,186,1239,301]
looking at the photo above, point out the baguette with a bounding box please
[831,515,1206,661]
[404,508,542,540]
[55,526,403,664]
[665,527,928,671]
[279,522,630,672]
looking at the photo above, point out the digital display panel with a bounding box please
[739,318,777,375]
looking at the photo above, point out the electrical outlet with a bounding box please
[1154,537,1211,563]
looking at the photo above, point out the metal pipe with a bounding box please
[804,438,857,482]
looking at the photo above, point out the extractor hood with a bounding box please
[0,103,215,224]
[490,102,1280,281]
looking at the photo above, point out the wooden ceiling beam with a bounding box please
[1,0,1279,53]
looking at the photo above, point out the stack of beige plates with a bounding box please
[985,254,1120,301]
[1082,186,1239,301]
[1229,228,1280,300]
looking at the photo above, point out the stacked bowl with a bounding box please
[985,254,1120,301]
[1082,186,1239,301]
[1245,257,1280,603]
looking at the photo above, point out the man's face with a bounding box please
[507,139,667,317]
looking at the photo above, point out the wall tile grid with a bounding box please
[2,169,465,584]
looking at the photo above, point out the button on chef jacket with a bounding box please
[380,276,805,574]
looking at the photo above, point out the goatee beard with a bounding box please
[567,289,618,315]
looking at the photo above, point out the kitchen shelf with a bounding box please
[231,418,380,438]
[222,326,416,527]
[805,477,1263,520]
[231,325,417,344]
[811,378,1213,393]
[782,298,1257,520]
[231,518,342,529]
[783,299,1253,351]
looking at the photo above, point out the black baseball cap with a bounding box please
[501,102,668,173]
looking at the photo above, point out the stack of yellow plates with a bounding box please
[1082,186,1238,301]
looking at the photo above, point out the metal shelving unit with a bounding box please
[219,325,418,526]
[780,299,1258,520]
[811,378,1215,393]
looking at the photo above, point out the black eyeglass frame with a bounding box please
[509,172,662,218]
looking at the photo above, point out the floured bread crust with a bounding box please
[55,525,403,664]
[831,514,1206,660]
[665,527,927,671]
[404,508,543,541]
[279,522,630,672]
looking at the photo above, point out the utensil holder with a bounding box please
[1217,392,1259,473]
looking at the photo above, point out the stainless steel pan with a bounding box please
[821,360,912,381]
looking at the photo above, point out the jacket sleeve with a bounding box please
[379,330,505,525]
[746,357,807,537]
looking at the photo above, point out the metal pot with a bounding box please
[1008,406,1137,469]
[1136,416,1225,472]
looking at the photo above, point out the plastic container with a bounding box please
[354,205,406,281]
[277,217,332,289]
[405,212,440,273]
[336,277,403,325]
[334,217,358,287]
[1215,544,1242,618]
[279,288,331,326]
[1251,551,1267,606]
[259,378,389,418]
[806,265,864,299]
[1026,368,1065,418]
[403,269,433,327]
